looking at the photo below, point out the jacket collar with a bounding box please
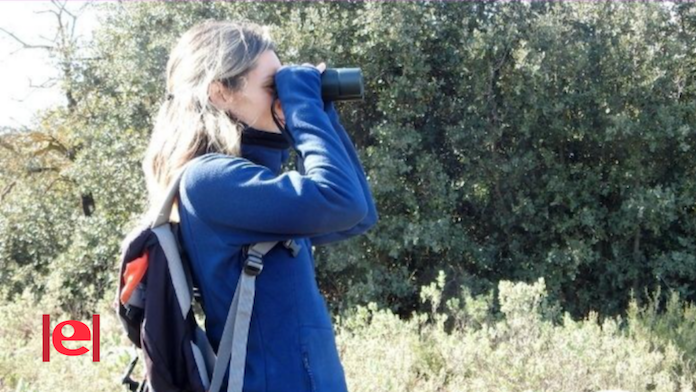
[240,125,291,175]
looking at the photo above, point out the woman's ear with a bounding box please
[208,81,233,111]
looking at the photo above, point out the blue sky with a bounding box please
[0,1,100,129]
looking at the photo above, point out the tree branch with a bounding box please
[26,166,60,174]
[0,27,54,51]
[1,181,16,202]
[28,77,60,89]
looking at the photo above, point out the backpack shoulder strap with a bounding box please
[151,224,192,318]
[152,153,212,229]
[148,154,219,316]
[208,241,278,392]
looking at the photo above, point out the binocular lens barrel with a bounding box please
[321,68,364,102]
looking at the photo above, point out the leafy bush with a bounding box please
[0,286,137,392]
[2,275,695,392]
[628,287,696,374]
[2,0,696,323]
[338,273,696,392]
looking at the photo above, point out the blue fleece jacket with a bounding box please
[178,64,378,392]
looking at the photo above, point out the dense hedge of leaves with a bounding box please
[0,1,695,319]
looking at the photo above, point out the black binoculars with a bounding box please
[320,68,364,102]
[273,67,364,102]
[268,67,364,138]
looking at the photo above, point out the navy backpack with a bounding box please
[115,155,301,392]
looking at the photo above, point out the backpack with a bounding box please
[115,154,302,392]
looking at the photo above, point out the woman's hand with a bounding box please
[302,62,327,74]
[273,62,326,126]
[274,61,328,111]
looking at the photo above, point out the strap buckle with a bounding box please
[243,253,263,276]
[283,239,302,257]
[121,354,141,392]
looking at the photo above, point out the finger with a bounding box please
[301,62,325,72]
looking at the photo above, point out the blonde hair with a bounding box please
[141,19,276,223]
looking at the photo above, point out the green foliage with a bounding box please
[3,275,696,391]
[628,287,696,370]
[337,274,696,392]
[0,286,138,392]
[1,1,696,321]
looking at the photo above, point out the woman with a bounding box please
[142,19,379,392]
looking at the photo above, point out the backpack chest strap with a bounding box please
[282,239,302,257]
[243,239,302,261]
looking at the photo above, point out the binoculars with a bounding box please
[268,67,364,137]
[320,68,364,102]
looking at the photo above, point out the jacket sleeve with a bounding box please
[307,102,379,246]
[180,65,368,243]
